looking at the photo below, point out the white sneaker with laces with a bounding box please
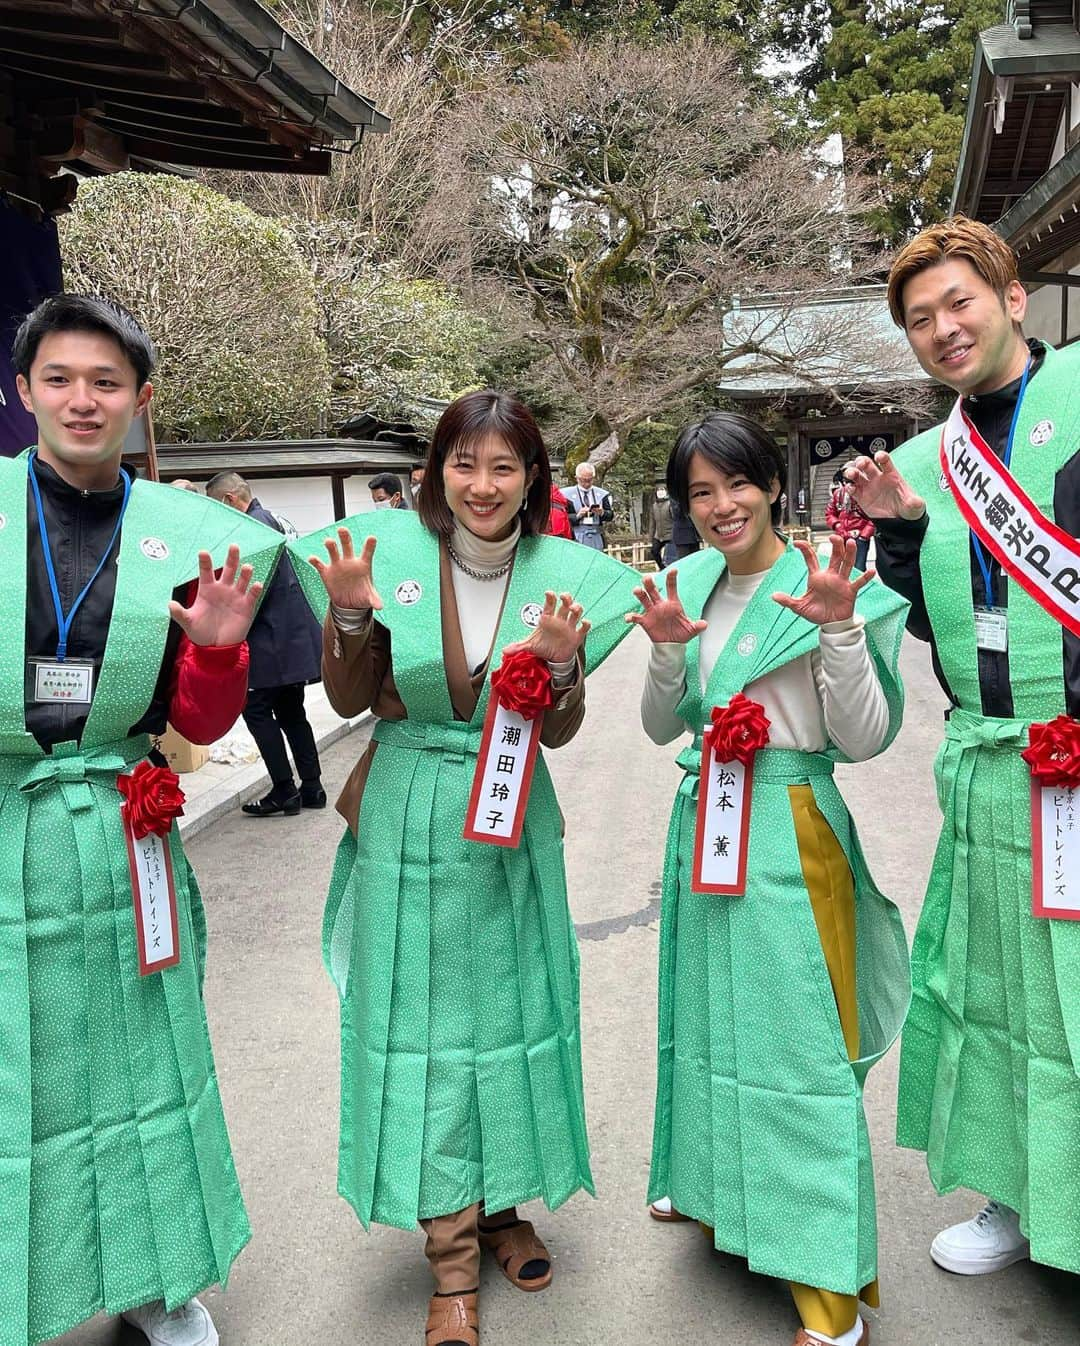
[121,1297,219,1346]
[929,1200,1030,1275]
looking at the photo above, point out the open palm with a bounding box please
[168,544,262,646]
[310,528,382,610]
[626,571,708,645]
[773,536,875,626]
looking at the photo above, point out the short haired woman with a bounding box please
[630,412,911,1346]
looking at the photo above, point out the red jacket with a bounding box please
[825,485,875,541]
[547,485,574,540]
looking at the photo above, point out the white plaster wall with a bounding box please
[235,472,416,537]
[1024,276,1080,345]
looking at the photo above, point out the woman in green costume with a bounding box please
[3,294,281,1346]
[629,413,910,1346]
[299,391,634,1346]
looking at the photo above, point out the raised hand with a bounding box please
[626,570,708,645]
[168,544,263,646]
[503,591,590,664]
[773,535,876,627]
[309,528,382,611]
[844,450,926,521]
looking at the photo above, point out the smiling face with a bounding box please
[901,258,1030,396]
[17,330,151,489]
[443,432,536,541]
[687,451,783,574]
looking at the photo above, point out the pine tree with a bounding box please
[771,0,1005,242]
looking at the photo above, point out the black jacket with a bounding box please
[24,458,184,751]
[244,500,322,690]
[875,340,1080,718]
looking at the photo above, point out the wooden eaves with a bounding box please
[0,0,390,215]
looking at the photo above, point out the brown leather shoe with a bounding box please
[425,1291,478,1346]
[793,1318,869,1346]
[478,1218,553,1291]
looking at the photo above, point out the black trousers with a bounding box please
[243,683,321,788]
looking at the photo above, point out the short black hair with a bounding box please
[370,472,403,497]
[666,412,786,526]
[13,293,155,388]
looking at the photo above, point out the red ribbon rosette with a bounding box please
[1021,715,1080,789]
[704,693,771,766]
[490,650,553,721]
[117,761,186,839]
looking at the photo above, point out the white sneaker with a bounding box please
[121,1297,219,1346]
[929,1201,1030,1274]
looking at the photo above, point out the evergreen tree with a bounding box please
[771,0,1005,242]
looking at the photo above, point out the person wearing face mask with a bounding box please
[650,481,674,569]
[369,472,408,510]
[846,217,1080,1283]
[297,390,636,1346]
[628,412,910,1346]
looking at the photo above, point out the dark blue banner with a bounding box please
[0,200,63,455]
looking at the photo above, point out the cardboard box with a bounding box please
[158,724,210,774]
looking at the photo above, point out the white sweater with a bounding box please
[640,566,890,761]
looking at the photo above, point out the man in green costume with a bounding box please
[847,217,1080,1279]
[3,295,282,1346]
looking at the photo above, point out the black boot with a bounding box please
[300,779,327,809]
[242,781,301,817]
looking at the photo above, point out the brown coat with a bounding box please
[324,542,586,833]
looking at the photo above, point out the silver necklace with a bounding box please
[447,544,513,581]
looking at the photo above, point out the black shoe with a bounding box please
[300,784,327,809]
[242,790,301,817]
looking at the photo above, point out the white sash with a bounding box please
[940,398,1080,636]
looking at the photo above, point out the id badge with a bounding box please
[29,657,95,704]
[974,607,1008,653]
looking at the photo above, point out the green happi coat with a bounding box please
[289,513,637,1229]
[647,544,911,1295]
[894,341,1080,1274]
[0,453,282,1346]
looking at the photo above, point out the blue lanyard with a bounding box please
[28,451,132,661]
[971,359,1031,608]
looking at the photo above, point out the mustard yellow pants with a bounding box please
[787,785,877,1338]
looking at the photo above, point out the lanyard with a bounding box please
[28,451,132,661]
[971,360,1031,608]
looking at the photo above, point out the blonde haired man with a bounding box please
[847,216,1080,1282]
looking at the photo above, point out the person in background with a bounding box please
[370,472,407,510]
[171,478,202,493]
[825,467,875,571]
[207,470,325,816]
[564,462,614,548]
[547,482,574,539]
[649,482,674,569]
[670,494,701,559]
[410,465,425,501]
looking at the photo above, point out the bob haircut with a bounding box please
[13,293,156,388]
[417,389,553,538]
[887,215,1020,328]
[666,412,786,526]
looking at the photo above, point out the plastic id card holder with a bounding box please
[29,657,95,704]
[974,607,1008,653]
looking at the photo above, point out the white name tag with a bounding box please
[692,730,753,894]
[31,658,94,704]
[463,700,542,848]
[123,820,182,973]
[1032,781,1080,920]
[974,607,1008,653]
